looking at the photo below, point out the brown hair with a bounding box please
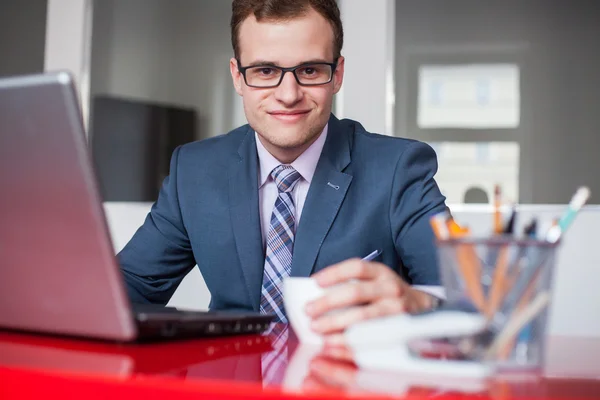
[231,0,343,61]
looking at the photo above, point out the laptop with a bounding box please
[0,71,274,342]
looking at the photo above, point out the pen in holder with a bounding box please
[436,236,560,372]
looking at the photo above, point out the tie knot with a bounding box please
[271,165,301,193]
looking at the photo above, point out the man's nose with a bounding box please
[273,71,303,105]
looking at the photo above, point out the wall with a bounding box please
[90,0,173,105]
[0,0,47,78]
[394,0,600,205]
[44,0,93,126]
[90,0,244,140]
[337,0,395,135]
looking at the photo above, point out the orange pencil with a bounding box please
[486,246,510,318]
[493,185,503,234]
[446,219,485,311]
[429,211,451,240]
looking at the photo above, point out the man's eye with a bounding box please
[258,68,275,75]
[298,67,317,76]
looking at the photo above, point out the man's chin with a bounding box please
[268,138,312,150]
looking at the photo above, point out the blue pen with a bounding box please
[362,249,382,261]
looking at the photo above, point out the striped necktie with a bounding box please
[260,165,301,323]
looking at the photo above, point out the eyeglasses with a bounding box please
[237,60,337,88]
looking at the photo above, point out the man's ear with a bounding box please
[230,57,244,96]
[333,56,345,94]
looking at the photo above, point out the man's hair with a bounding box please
[231,0,343,61]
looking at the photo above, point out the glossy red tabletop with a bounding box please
[1,325,599,399]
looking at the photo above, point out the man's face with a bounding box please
[230,8,344,162]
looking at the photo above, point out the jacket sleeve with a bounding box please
[389,141,447,285]
[117,146,196,304]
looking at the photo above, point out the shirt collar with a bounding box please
[256,124,328,188]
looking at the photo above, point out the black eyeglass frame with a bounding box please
[236,60,338,88]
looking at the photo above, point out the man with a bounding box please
[119,0,447,345]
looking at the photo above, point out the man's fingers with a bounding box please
[312,298,407,334]
[306,279,407,318]
[311,259,382,287]
[306,281,378,318]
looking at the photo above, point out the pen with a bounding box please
[523,218,538,239]
[545,186,590,243]
[362,249,382,261]
[503,205,517,235]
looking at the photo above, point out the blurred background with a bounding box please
[1,0,598,204]
[2,0,599,340]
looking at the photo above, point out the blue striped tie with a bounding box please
[260,165,301,323]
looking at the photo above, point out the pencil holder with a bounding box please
[435,237,560,372]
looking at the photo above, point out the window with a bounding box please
[430,142,520,204]
[418,64,520,129]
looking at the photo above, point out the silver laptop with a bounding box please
[0,71,274,342]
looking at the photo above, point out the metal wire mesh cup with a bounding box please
[436,237,559,371]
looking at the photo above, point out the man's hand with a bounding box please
[305,258,436,345]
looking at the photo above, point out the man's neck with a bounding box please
[257,134,321,164]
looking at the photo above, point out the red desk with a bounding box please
[1,327,599,399]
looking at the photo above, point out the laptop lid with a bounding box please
[0,72,137,341]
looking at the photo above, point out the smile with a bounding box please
[268,110,310,122]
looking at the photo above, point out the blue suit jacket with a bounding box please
[119,114,447,311]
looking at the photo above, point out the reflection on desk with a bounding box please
[0,326,599,400]
[0,330,271,381]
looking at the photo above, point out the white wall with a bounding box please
[337,0,395,135]
[44,0,93,126]
[90,0,244,140]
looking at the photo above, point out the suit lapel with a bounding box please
[229,129,264,311]
[291,115,353,278]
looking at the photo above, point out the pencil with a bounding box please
[447,222,485,311]
[493,185,503,234]
[486,245,510,318]
[429,210,451,240]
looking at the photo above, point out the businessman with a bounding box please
[119,0,448,343]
